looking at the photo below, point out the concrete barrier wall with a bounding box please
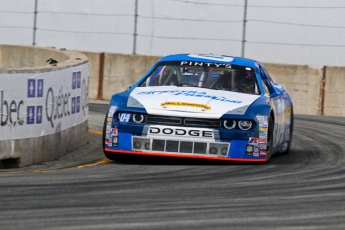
[0,45,70,69]
[102,53,161,100]
[81,52,344,117]
[79,51,101,100]
[324,66,345,117]
[80,51,161,100]
[0,122,88,167]
[0,45,89,167]
[263,63,323,115]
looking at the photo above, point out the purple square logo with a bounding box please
[27,106,35,124]
[77,71,81,89]
[71,97,76,114]
[76,96,80,113]
[72,72,76,89]
[27,79,36,98]
[37,80,44,97]
[36,106,43,124]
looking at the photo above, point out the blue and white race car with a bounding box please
[103,54,294,162]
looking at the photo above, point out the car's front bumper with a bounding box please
[104,131,268,162]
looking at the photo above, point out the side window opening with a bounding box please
[264,68,277,84]
[260,66,273,94]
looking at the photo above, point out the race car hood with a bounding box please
[127,86,261,118]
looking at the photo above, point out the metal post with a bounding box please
[97,53,105,100]
[32,0,38,46]
[318,66,327,116]
[241,0,248,57]
[133,0,138,55]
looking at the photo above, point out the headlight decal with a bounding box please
[223,120,236,129]
[238,120,252,130]
[222,119,255,130]
[132,113,145,123]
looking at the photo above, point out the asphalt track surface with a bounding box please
[1,102,345,230]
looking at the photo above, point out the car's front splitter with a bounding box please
[104,148,267,163]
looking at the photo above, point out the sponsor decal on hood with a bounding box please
[128,86,260,118]
[160,101,211,110]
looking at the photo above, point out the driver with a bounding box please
[234,71,256,94]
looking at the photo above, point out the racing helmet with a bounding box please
[235,70,256,93]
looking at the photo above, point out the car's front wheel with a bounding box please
[266,116,274,161]
[102,113,107,150]
[102,111,136,163]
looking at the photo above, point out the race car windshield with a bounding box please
[138,62,260,95]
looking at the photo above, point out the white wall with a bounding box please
[245,0,345,66]
[0,0,35,45]
[1,0,345,66]
[136,0,244,57]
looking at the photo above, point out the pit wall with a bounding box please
[0,45,89,167]
[82,52,345,117]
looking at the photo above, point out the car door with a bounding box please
[259,64,290,150]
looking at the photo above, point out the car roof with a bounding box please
[158,54,258,68]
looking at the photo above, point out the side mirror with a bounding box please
[270,86,281,98]
[125,85,132,92]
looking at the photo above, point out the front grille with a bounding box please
[145,115,220,128]
[146,115,181,125]
[132,136,230,157]
[184,118,221,128]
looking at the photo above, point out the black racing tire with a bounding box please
[104,152,136,163]
[266,116,274,161]
[281,106,294,155]
[102,112,107,150]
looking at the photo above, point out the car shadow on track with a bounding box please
[107,155,276,166]
[104,148,298,166]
